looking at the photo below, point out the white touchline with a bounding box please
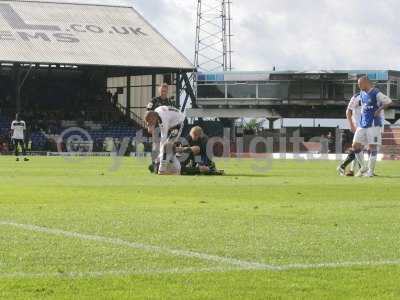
[276,260,400,271]
[0,221,277,270]
[0,267,233,279]
[1,260,400,279]
[1,221,399,276]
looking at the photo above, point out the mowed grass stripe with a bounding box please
[0,221,276,270]
[0,267,232,279]
[2,221,400,277]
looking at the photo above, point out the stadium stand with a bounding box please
[0,92,142,152]
[382,127,400,159]
[0,0,195,155]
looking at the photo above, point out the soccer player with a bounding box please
[338,92,363,176]
[348,76,391,177]
[11,114,29,162]
[146,83,176,172]
[144,106,185,175]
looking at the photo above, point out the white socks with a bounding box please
[355,151,366,170]
[368,151,378,176]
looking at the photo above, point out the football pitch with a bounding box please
[0,156,399,299]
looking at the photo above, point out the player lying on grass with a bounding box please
[338,76,391,177]
[145,106,185,175]
[11,113,29,162]
[176,126,224,176]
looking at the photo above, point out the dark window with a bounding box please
[227,84,256,98]
[197,85,225,98]
[326,83,344,100]
[334,84,344,99]
[289,81,302,99]
[375,83,387,93]
[258,83,289,99]
[344,84,354,99]
[390,83,398,99]
[302,80,321,99]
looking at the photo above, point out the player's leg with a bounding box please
[338,128,364,175]
[20,140,29,161]
[365,127,381,177]
[13,139,20,161]
[346,160,357,176]
[158,141,180,175]
[351,128,368,176]
[150,136,160,173]
[354,147,368,177]
[170,155,181,175]
[158,143,168,175]
[365,146,378,177]
[338,149,356,175]
[347,144,364,176]
[158,126,183,175]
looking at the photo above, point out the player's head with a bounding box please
[15,113,19,121]
[144,111,159,127]
[190,126,203,141]
[159,83,169,99]
[358,76,372,91]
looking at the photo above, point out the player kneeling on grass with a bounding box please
[339,76,391,177]
[145,106,185,175]
[11,114,29,162]
[176,126,224,176]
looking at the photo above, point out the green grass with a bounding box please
[0,156,400,299]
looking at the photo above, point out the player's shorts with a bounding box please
[353,127,382,145]
[167,125,183,143]
[158,124,184,175]
[159,125,183,155]
[12,139,25,146]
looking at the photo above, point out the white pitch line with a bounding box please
[277,260,400,271]
[1,221,400,276]
[1,260,400,279]
[0,267,233,279]
[0,221,277,271]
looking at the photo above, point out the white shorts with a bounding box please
[158,126,183,175]
[353,127,382,146]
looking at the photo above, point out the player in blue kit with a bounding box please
[351,76,392,177]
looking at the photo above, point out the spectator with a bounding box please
[147,83,176,111]
[112,92,118,107]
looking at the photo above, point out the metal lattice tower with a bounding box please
[195,0,232,73]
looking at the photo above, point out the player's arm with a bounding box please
[375,92,392,116]
[346,97,357,133]
[10,122,15,137]
[176,145,201,155]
